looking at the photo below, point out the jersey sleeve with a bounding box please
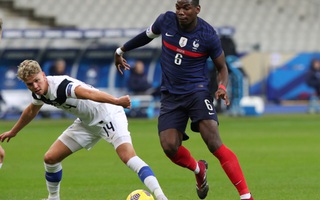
[146,13,165,38]
[208,33,223,60]
[65,81,81,99]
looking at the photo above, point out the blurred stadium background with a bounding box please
[1,0,320,119]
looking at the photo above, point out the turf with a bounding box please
[0,114,319,200]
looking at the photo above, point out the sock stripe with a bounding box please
[138,166,155,182]
[46,170,62,182]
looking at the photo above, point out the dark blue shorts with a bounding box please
[158,90,219,140]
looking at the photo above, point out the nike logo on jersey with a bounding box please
[165,33,174,37]
[208,112,215,115]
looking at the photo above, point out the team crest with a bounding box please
[179,37,188,47]
[192,39,200,51]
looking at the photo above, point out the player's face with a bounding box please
[175,0,200,30]
[24,72,48,95]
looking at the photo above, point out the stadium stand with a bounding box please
[0,0,319,52]
[0,0,320,117]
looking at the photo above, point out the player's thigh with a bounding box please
[58,132,83,153]
[61,119,101,150]
[198,119,222,151]
[158,92,189,140]
[159,128,183,155]
[44,139,74,164]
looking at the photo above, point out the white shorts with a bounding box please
[58,109,132,152]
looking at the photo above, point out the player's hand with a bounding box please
[215,88,230,106]
[114,53,130,75]
[117,95,131,109]
[0,131,17,143]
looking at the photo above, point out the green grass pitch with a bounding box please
[0,114,319,200]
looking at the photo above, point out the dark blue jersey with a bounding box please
[148,11,223,94]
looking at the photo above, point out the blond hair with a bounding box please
[17,60,42,81]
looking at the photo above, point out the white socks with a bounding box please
[126,156,167,199]
[240,193,251,199]
[44,163,62,200]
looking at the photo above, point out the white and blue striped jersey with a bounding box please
[32,75,122,127]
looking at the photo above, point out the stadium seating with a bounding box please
[1,0,319,117]
[0,0,319,52]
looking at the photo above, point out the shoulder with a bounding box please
[194,18,222,58]
[47,75,71,87]
[197,17,218,38]
[164,11,175,17]
[47,75,83,93]
[158,11,175,18]
[196,18,221,51]
[152,11,177,35]
[156,11,176,24]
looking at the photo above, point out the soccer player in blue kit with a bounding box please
[114,0,254,199]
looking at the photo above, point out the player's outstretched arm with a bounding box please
[74,86,131,109]
[114,31,154,75]
[0,103,42,142]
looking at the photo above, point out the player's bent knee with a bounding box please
[162,144,179,157]
[44,152,58,164]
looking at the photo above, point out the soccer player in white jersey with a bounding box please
[0,60,168,200]
[0,18,5,170]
